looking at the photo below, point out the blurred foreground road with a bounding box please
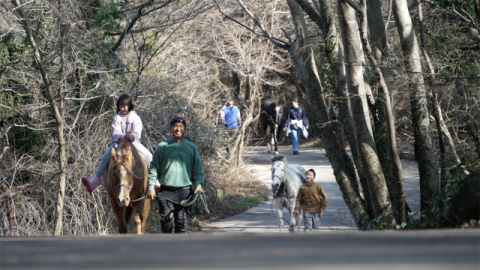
[1,230,479,269]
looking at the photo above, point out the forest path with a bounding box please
[203,145,421,233]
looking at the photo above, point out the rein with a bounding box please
[273,122,285,145]
[113,151,146,203]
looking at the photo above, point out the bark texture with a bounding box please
[358,0,406,224]
[338,0,394,224]
[392,0,440,215]
[287,0,370,226]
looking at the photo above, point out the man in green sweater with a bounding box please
[294,169,327,232]
[146,117,204,233]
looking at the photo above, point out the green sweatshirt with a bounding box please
[147,138,204,190]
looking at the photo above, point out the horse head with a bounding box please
[271,155,287,194]
[111,140,136,207]
[274,105,283,126]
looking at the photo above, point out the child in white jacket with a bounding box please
[82,94,156,193]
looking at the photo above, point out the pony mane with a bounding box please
[271,155,287,163]
[117,138,142,166]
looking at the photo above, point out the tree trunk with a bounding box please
[297,0,374,217]
[13,0,67,236]
[338,0,395,224]
[392,0,440,215]
[417,2,463,182]
[287,0,370,227]
[357,0,406,224]
[232,71,241,100]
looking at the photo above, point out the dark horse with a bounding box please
[260,99,285,154]
[104,137,151,234]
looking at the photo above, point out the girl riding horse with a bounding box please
[82,94,158,192]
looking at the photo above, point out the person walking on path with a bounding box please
[146,117,204,233]
[82,94,154,193]
[221,99,242,130]
[221,99,242,153]
[294,169,327,232]
[284,98,309,155]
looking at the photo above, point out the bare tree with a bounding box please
[216,0,370,227]
[338,0,395,225]
[11,0,69,235]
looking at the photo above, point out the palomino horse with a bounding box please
[260,99,285,154]
[271,155,305,232]
[103,137,151,234]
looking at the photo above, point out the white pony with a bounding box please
[271,155,306,232]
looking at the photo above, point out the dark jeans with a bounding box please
[157,186,193,233]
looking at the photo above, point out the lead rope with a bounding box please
[156,192,210,214]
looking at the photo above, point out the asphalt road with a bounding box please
[1,230,479,269]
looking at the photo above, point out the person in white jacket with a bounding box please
[82,94,157,193]
[284,98,309,155]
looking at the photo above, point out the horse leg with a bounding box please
[111,202,128,234]
[138,198,151,234]
[125,206,134,224]
[267,135,272,153]
[265,124,272,153]
[287,206,295,233]
[297,206,304,232]
[273,136,279,155]
[271,132,278,155]
[134,212,142,234]
[274,200,284,233]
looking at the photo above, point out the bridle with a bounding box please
[113,155,145,202]
[273,107,284,145]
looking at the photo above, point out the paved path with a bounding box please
[204,145,421,233]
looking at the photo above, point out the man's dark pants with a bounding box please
[157,186,192,233]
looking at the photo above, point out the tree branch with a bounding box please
[294,0,322,27]
[111,0,156,52]
[232,0,290,49]
[343,0,362,14]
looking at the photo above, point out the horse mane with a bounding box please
[271,155,286,163]
[120,139,144,175]
[108,138,146,186]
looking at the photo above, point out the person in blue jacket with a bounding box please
[284,98,309,155]
[221,99,242,154]
[221,99,242,130]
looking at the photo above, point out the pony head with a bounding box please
[274,106,283,124]
[111,141,135,207]
[271,155,287,193]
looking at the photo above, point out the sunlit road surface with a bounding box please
[1,230,479,269]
